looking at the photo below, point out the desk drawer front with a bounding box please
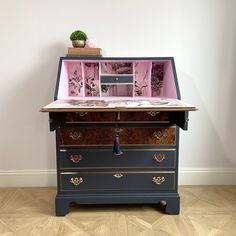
[65,112,117,123]
[120,112,170,122]
[61,172,175,192]
[59,127,176,146]
[60,149,176,169]
[65,111,169,123]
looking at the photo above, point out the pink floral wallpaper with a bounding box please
[151,63,164,96]
[84,63,100,97]
[101,62,133,74]
[68,62,83,97]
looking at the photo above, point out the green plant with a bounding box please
[70,30,88,41]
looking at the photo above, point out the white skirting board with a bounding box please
[0,168,236,187]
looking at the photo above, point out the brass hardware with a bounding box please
[153,176,165,185]
[159,200,167,206]
[113,173,123,178]
[69,131,82,141]
[69,154,83,163]
[153,130,167,140]
[147,111,160,117]
[114,151,123,156]
[70,177,83,186]
[60,149,67,152]
[153,154,166,163]
[78,112,88,117]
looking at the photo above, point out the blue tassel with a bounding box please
[113,133,123,155]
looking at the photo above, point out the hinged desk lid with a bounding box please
[41,98,196,112]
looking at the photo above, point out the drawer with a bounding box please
[59,127,176,146]
[65,111,170,123]
[100,75,133,84]
[65,112,117,123]
[60,172,175,192]
[60,149,176,169]
[120,111,170,122]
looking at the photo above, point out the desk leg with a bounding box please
[55,196,69,216]
[165,196,180,215]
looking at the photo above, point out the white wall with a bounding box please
[0,0,236,186]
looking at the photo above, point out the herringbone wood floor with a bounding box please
[0,186,235,235]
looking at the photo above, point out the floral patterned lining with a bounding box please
[84,63,100,97]
[68,63,83,96]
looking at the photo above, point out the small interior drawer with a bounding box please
[100,75,133,84]
[60,171,175,192]
[59,127,176,146]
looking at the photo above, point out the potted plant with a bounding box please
[70,30,88,48]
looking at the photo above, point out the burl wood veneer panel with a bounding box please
[59,127,176,146]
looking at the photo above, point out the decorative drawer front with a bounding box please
[60,149,176,169]
[65,111,170,123]
[65,112,117,123]
[59,127,176,146]
[120,111,170,122]
[100,75,133,84]
[60,172,175,191]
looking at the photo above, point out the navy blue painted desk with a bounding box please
[41,57,196,216]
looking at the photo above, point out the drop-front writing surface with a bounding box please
[41,57,196,216]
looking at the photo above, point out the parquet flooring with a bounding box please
[0,186,235,235]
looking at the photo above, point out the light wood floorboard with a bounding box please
[0,186,235,235]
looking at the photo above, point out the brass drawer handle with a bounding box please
[69,154,83,163]
[147,111,160,117]
[70,177,83,186]
[113,173,123,179]
[69,131,82,140]
[153,154,166,163]
[153,176,165,185]
[79,112,88,117]
[153,130,167,140]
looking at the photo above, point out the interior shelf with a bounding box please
[57,59,178,100]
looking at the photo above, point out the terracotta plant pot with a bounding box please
[72,40,85,48]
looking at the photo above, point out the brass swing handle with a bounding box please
[69,154,83,163]
[152,176,165,185]
[147,111,160,117]
[113,173,123,179]
[153,154,166,163]
[153,130,167,140]
[69,131,82,141]
[78,112,88,117]
[70,177,83,186]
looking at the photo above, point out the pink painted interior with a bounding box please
[57,61,69,99]
[162,61,178,98]
[57,59,178,100]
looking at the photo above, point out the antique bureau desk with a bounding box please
[41,57,196,216]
